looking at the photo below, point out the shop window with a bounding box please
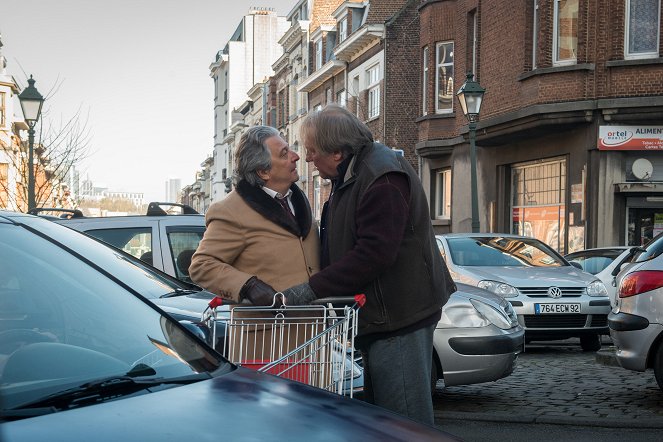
[435,42,454,113]
[553,0,578,65]
[422,46,429,116]
[625,0,661,59]
[367,64,380,119]
[433,169,452,219]
[511,158,567,253]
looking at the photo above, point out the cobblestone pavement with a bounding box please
[433,339,663,428]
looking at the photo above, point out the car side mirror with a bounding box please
[569,261,583,270]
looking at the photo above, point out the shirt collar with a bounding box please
[262,186,292,200]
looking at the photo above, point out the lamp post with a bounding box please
[18,75,45,212]
[456,73,485,233]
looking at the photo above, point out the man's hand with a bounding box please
[240,276,278,306]
[281,282,317,305]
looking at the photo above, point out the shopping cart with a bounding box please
[202,294,365,396]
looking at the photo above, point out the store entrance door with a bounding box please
[628,208,663,245]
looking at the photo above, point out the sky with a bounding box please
[0,0,297,202]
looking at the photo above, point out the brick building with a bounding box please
[412,0,663,253]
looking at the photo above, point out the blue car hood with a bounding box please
[2,367,456,441]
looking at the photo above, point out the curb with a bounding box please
[435,411,663,429]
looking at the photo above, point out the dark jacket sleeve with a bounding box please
[309,172,410,297]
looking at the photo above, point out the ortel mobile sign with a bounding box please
[598,126,663,150]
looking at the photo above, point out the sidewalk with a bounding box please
[433,339,663,429]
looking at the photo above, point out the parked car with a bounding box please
[0,210,456,441]
[565,246,640,307]
[433,283,523,389]
[40,203,524,389]
[436,233,611,351]
[608,233,663,391]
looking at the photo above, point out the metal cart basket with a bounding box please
[203,294,365,397]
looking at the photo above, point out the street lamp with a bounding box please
[18,75,45,211]
[456,73,486,233]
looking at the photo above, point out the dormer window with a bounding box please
[315,38,323,70]
[339,17,348,42]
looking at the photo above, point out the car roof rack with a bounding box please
[146,202,199,216]
[27,207,85,219]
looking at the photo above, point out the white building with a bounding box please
[209,8,288,200]
[165,178,181,203]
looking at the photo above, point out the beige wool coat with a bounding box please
[189,180,321,365]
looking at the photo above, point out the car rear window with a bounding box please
[634,233,663,263]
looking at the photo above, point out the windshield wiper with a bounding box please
[2,371,210,419]
[160,288,201,298]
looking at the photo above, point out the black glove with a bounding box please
[281,282,317,306]
[240,276,278,306]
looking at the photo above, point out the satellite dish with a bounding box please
[632,158,654,180]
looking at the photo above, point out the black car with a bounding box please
[0,211,456,441]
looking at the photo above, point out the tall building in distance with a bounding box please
[165,178,181,203]
[209,7,288,201]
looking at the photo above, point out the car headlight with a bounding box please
[470,299,514,329]
[477,280,519,298]
[586,280,608,297]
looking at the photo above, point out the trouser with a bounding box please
[360,323,435,425]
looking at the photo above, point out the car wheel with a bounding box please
[580,334,601,352]
[654,341,663,391]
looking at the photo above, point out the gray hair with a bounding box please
[300,104,374,157]
[233,125,281,187]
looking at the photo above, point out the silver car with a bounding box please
[608,234,663,391]
[433,283,523,388]
[565,246,639,308]
[437,234,611,351]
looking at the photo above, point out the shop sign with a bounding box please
[598,126,663,150]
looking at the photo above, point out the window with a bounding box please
[0,92,5,127]
[86,228,152,264]
[533,0,540,68]
[326,87,332,104]
[167,228,205,283]
[511,158,567,253]
[339,17,348,42]
[469,10,478,76]
[626,0,661,58]
[433,169,452,219]
[367,64,380,119]
[553,0,578,65]
[315,38,323,70]
[422,47,429,116]
[336,89,346,107]
[435,42,454,113]
[313,175,322,221]
[0,162,8,207]
[353,76,360,116]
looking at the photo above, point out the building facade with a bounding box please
[208,8,289,202]
[413,0,663,253]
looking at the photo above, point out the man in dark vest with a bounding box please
[282,104,456,425]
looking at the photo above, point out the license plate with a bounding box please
[535,303,581,314]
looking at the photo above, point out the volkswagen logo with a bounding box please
[547,286,563,299]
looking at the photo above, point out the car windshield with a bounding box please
[0,220,227,412]
[634,232,663,263]
[446,236,565,267]
[565,248,627,274]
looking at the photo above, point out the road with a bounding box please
[432,337,663,432]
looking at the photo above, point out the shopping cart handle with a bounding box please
[312,294,366,307]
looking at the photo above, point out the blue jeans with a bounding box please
[360,323,435,425]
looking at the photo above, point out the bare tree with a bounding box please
[0,80,93,211]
